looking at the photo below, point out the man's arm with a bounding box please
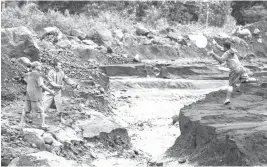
[63,73,79,88]
[213,40,225,52]
[209,50,231,63]
[41,85,55,94]
[47,70,62,88]
[38,76,55,94]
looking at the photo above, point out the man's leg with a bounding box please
[224,86,233,105]
[54,94,64,122]
[20,100,31,127]
[43,92,54,114]
[39,101,47,127]
[32,101,47,127]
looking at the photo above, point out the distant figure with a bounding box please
[20,62,55,128]
[209,41,256,104]
[43,60,79,123]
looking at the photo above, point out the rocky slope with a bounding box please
[167,81,267,166]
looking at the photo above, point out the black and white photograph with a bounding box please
[1,0,267,166]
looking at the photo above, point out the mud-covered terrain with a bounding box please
[2,1,267,166]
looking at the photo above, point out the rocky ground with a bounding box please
[1,18,267,167]
[167,80,267,166]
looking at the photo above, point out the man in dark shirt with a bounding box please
[20,61,55,128]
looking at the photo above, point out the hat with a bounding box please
[31,61,42,67]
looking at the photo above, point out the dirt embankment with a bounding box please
[167,82,267,166]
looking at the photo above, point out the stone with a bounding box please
[172,115,179,125]
[23,128,45,138]
[99,87,105,94]
[8,151,89,167]
[257,38,263,43]
[114,29,124,40]
[253,28,260,35]
[44,144,53,152]
[83,39,97,46]
[123,34,134,49]
[17,57,32,67]
[136,24,149,36]
[96,28,113,47]
[23,133,45,151]
[72,44,106,64]
[37,40,56,50]
[43,136,54,145]
[1,26,40,61]
[81,114,121,138]
[178,158,186,164]
[71,29,86,39]
[133,54,141,62]
[42,27,65,40]
[56,39,72,49]
[52,126,82,143]
[156,162,164,166]
[235,26,252,39]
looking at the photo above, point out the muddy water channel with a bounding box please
[93,77,227,167]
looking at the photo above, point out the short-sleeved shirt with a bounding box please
[222,49,242,71]
[26,71,44,101]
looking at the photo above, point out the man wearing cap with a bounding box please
[43,60,79,123]
[20,61,55,128]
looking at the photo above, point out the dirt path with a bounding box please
[92,78,227,166]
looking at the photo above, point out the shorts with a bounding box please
[229,66,249,87]
[24,100,44,114]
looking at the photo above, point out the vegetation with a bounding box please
[1,1,266,37]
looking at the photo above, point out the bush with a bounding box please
[1,3,135,36]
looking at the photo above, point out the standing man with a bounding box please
[43,60,79,123]
[209,41,256,104]
[20,61,55,128]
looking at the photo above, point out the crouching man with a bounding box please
[209,41,256,104]
[43,60,79,123]
[20,62,55,128]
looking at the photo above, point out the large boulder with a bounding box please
[77,111,121,139]
[23,133,45,151]
[95,28,113,47]
[72,44,106,64]
[42,27,65,41]
[56,39,72,49]
[1,26,40,61]
[8,151,89,167]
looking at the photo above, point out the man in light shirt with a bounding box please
[209,41,256,104]
[43,60,79,123]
